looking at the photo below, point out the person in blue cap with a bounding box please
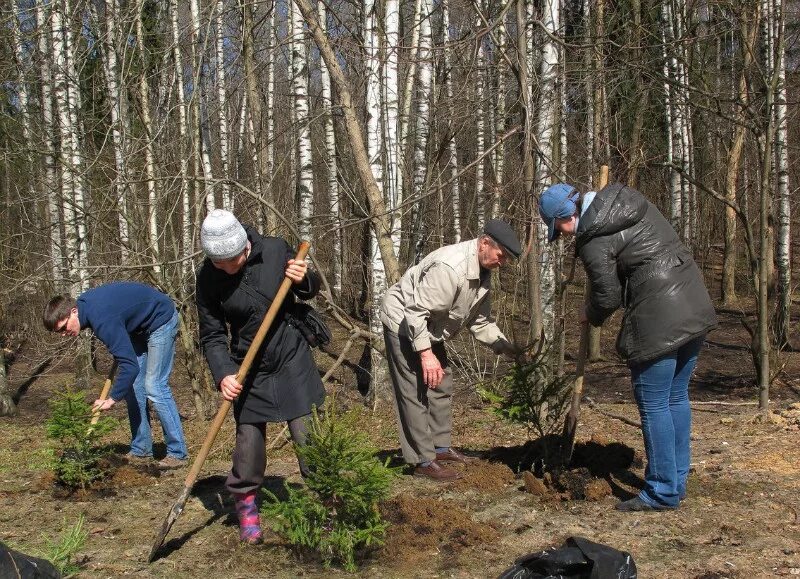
[539,182,717,511]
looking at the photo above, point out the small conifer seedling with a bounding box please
[262,403,399,571]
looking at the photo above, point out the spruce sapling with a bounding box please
[262,403,399,571]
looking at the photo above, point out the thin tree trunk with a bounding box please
[412,0,433,262]
[318,0,341,295]
[170,0,193,272]
[365,0,388,395]
[241,0,276,232]
[215,0,232,208]
[384,0,402,255]
[534,0,561,341]
[291,0,314,241]
[137,0,161,275]
[35,0,64,286]
[442,0,461,242]
[100,0,130,262]
[772,0,791,349]
[474,21,486,227]
[723,7,759,306]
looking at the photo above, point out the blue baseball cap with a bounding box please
[539,183,579,242]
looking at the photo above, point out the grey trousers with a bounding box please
[383,326,453,465]
[225,414,311,494]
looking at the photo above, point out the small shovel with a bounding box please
[148,241,311,563]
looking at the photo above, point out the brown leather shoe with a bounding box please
[435,447,475,464]
[413,460,462,481]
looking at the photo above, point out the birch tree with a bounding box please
[771,0,791,349]
[441,0,461,242]
[99,0,131,263]
[411,0,433,261]
[291,0,314,241]
[35,0,64,285]
[534,0,561,340]
[215,0,232,208]
[136,0,161,274]
[51,0,87,294]
[365,0,387,389]
[318,0,341,294]
[384,0,402,254]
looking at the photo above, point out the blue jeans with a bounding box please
[630,336,704,508]
[125,311,188,459]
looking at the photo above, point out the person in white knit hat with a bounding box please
[195,209,325,544]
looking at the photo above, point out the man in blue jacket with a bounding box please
[43,282,188,469]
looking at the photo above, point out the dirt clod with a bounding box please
[522,470,548,495]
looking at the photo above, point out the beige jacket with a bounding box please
[380,239,514,355]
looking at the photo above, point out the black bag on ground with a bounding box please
[498,536,637,579]
[0,541,61,579]
[290,302,332,348]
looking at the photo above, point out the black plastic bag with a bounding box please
[0,541,61,579]
[290,302,332,348]
[498,536,637,579]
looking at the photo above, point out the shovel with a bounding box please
[148,241,311,563]
[87,361,118,433]
[561,165,608,465]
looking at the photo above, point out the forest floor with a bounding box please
[2,297,800,578]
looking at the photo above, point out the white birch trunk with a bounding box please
[100,0,131,262]
[674,0,693,243]
[772,0,791,345]
[291,0,313,241]
[215,0,231,208]
[365,0,387,391]
[319,0,341,294]
[662,0,682,232]
[266,5,276,231]
[491,15,506,218]
[442,0,461,242]
[136,1,161,274]
[475,26,486,227]
[534,0,561,340]
[190,0,215,211]
[171,0,192,269]
[384,0,402,254]
[35,0,64,284]
[412,0,433,261]
[52,0,85,294]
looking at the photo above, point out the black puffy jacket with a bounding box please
[576,183,717,364]
[196,228,325,423]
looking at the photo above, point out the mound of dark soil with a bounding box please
[379,494,499,568]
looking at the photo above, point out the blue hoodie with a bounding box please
[77,282,175,400]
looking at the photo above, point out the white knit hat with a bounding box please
[200,209,248,260]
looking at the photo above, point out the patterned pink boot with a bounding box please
[232,490,263,544]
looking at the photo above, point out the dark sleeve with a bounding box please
[92,319,140,401]
[283,239,321,301]
[580,238,622,327]
[196,271,239,387]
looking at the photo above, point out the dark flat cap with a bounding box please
[483,219,522,258]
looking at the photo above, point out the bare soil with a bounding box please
[1,305,799,578]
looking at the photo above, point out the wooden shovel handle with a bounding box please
[182,241,311,489]
[90,361,118,427]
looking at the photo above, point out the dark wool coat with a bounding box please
[577,183,717,364]
[196,228,325,423]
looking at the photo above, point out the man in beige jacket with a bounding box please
[380,220,521,480]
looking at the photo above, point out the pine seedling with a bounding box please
[46,387,117,488]
[42,514,88,576]
[480,344,572,467]
[262,403,399,571]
